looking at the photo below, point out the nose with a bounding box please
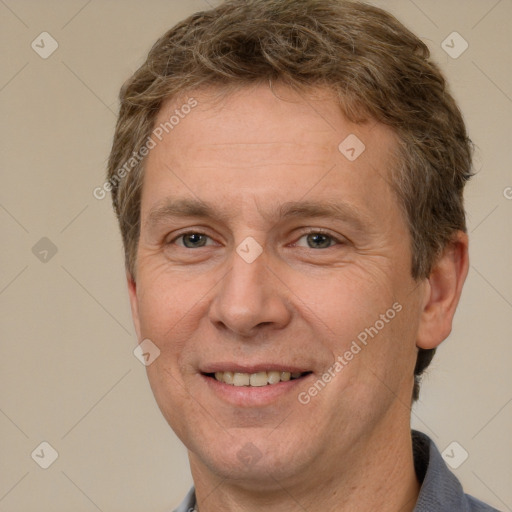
[208,245,292,338]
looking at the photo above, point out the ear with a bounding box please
[127,270,142,342]
[416,231,469,350]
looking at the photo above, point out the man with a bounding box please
[107,1,499,510]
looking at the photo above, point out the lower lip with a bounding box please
[201,374,312,407]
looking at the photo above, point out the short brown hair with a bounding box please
[107,0,473,400]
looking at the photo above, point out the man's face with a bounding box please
[128,84,427,486]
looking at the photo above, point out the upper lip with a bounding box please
[200,363,312,374]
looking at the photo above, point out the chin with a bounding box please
[189,429,315,488]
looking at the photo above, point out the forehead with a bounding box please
[154,84,396,156]
[142,84,400,225]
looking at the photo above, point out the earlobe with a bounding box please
[416,231,469,350]
[126,271,142,342]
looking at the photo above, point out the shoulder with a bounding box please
[466,495,502,512]
[171,486,196,512]
[412,431,500,512]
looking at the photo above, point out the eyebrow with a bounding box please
[145,198,373,233]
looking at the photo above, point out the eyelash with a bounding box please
[169,229,344,248]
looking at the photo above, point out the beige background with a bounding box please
[1,0,511,511]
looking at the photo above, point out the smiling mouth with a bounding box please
[203,371,312,387]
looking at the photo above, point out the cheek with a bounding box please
[136,257,208,327]
[290,262,415,398]
[134,266,208,367]
[289,262,397,346]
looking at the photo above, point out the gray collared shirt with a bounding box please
[172,431,499,511]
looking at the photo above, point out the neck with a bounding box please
[189,420,420,512]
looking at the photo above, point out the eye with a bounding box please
[172,232,215,248]
[295,231,341,249]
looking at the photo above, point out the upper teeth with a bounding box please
[214,371,304,387]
